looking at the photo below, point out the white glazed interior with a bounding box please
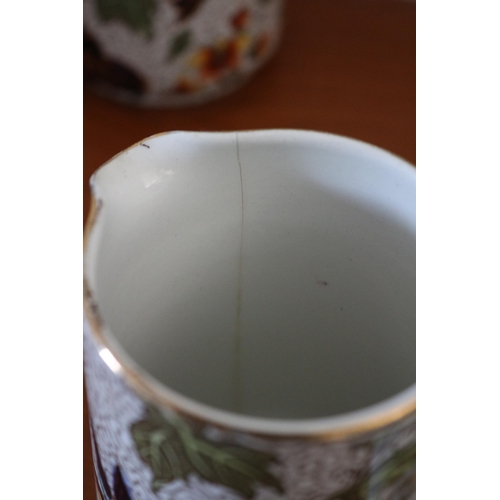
[85,130,415,425]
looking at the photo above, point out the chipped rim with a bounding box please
[83,129,416,440]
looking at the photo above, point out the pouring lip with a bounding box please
[83,129,416,440]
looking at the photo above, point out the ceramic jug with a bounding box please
[84,130,416,499]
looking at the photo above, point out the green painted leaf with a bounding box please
[325,443,415,500]
[131,405,283,498]
[361,442,415,497]
[97,0,157,40]
[168,30,191,61]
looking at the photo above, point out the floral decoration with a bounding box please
[231,8,250,31]
[189,35,249,81]
[326,443,416,500]
[170,6,274,95]
[131,405,284,498]
[84,0,282,105]
[168,30,192,61]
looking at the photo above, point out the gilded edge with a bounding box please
[83,132,416,442]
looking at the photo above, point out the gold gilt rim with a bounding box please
[83,131,416,441]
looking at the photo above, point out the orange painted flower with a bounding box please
[231,8,250,31]
[191,37,246,81]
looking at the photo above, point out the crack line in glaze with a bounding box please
[233,132,245,414]
[84,131,416,441]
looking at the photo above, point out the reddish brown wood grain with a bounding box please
[83,1,415,497]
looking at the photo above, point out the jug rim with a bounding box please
[84,129,416,440]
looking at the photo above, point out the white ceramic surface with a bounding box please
[84,129,415,433]
[84,130,416,499]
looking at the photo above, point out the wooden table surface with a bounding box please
[83,0,415,496]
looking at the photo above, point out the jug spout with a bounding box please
[84,130,248,360]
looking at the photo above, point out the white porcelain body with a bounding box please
[84,130,416,499]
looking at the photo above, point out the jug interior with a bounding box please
[89,132,415,419]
